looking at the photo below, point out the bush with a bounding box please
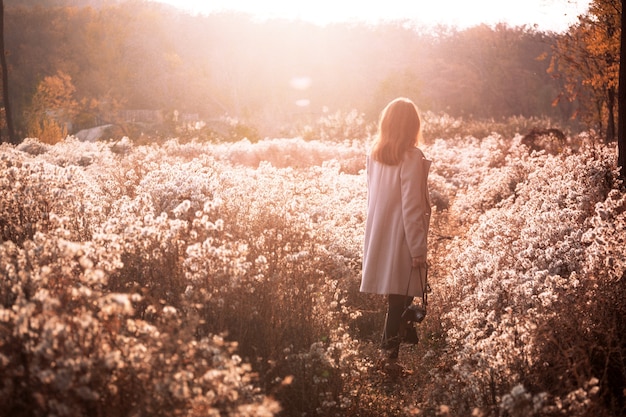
[1,122,624,416]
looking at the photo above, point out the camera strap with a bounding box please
[405,265,428,310]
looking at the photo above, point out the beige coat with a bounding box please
[361,147,431,297]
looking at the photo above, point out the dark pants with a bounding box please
[381,294,413,359]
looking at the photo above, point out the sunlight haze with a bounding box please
[153,0,590,32]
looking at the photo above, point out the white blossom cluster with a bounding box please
[0,126,624,416]
[426,137,624,416]
[0,135,372,416]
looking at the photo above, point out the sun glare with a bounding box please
[155,0,589,32]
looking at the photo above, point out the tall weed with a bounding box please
[0,122,624,416]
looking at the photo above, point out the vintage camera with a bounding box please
[401,304,426,323]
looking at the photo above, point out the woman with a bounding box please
[361,97,431,372]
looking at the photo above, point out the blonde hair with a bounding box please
[371,97,422,165]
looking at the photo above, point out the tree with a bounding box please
[26,71,78,144]
[0,0,16,144]
[551,0,621,141]
[617,0,626,180]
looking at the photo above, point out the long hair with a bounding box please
[371,97,422,165]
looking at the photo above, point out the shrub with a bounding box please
[0,124,624,416]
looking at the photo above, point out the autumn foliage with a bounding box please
[2,1,574,142]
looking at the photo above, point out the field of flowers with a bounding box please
[1,116,625,416]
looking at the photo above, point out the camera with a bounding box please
[402,304,426,323]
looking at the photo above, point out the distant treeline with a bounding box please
[4,0,577,138]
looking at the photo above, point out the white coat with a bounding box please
[361,147,431,297]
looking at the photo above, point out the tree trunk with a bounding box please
[0,0,16,144]
[608,87,616,142]
[619,0,626,179]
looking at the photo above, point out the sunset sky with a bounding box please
[152,0,591,32]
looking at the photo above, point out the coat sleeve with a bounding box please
[365,155,370,206]
[400,149,431,258]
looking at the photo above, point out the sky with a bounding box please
[152,0,591,33]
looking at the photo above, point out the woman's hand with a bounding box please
[412,256,427,268]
